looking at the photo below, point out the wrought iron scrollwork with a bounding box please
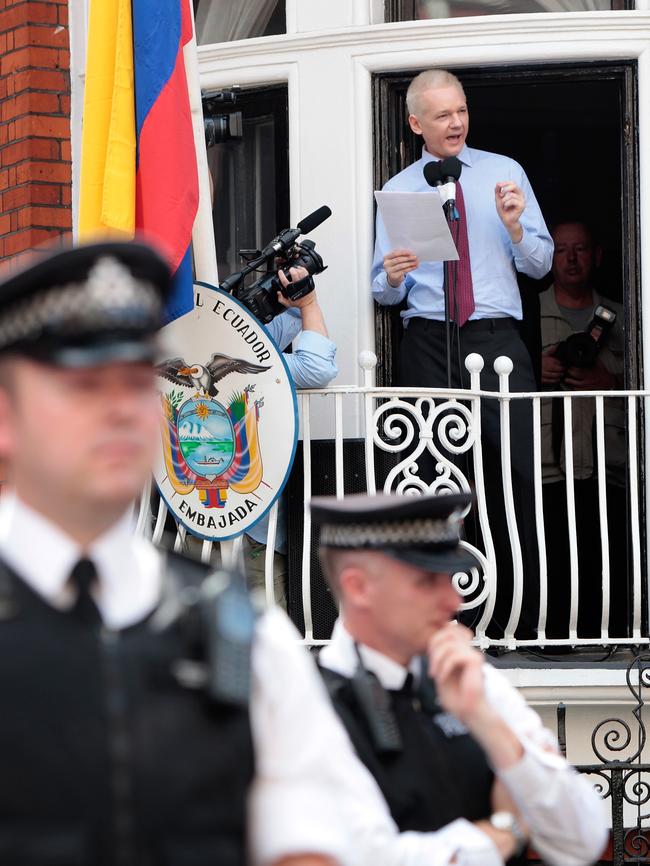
[570,653,650,865]
[373,396,474,496]
[370,394,487,609]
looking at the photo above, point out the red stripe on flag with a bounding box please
[135,28,198,273]
[181,0,193,45]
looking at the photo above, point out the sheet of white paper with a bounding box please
[374,190,459,262]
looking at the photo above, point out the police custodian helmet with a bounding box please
[0,240,173,367]
[311,491,480,574]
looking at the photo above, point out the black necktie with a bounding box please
[69,558,101,626]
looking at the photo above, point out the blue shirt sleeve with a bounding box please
[265,308,303,351]
[264,309,338,388]
[510,165,554,279]
[283,330,338,389]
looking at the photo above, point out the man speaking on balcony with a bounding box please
[371,69,553,638]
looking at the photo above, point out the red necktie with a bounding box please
[451,181,475,327]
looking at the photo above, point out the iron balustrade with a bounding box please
[559,653,650,865]
[142,351,650,650]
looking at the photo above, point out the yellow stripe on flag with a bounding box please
[78,0,136,239]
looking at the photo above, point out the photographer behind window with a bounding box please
[540,220,628,639]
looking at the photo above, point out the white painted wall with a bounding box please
[67,0,650,725]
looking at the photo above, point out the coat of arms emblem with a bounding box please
[158,354,269,507]
[154,286,298,540]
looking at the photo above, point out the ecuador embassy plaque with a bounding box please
[154,283,298,541]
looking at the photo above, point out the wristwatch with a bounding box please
[490,811,527,857]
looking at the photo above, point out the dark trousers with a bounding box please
[397,317,539,639]
[542,479,630,640]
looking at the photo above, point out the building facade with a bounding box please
[0,0,71,269]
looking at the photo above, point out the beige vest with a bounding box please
[539,286,626,486]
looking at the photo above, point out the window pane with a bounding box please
[389,0,627,18]
[204,88,289,282]
[194,0,286,45]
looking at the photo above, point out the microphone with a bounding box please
[438,157,462,217]
[423,158,462,217]
[297,205,332,235]
[260,205,332,257]
[423,161,443,188]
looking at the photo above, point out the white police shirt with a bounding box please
[0,492,352,866]
[320,619,609,866]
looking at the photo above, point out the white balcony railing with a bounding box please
[142,352,650,651]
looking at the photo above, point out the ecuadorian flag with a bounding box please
[78,0,199,322]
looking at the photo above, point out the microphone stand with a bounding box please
[442,199,458,389]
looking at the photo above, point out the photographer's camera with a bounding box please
[554,304,617,371]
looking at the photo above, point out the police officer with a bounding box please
[313,492,608,866]
[0,241,349,866]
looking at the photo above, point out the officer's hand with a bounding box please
[541,345,565,386]
[276,266,317,310]
[428,623,487,724]
[384,249,419,288]
[495,182,525,244]
[431,627,526,773]
[564,358,617,391]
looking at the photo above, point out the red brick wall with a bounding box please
[0,0,71,267]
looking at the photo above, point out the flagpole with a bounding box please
[182,0,241,567]
[183,0,218,287]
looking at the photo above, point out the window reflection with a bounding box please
[204,88,289,282]
[409,0,626,16]
[194,0,286,45]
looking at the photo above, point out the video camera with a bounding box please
[219,206,332,324]
[202,89,243,147]
[554,303,617,369]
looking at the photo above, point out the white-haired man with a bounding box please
[371,69,553,638]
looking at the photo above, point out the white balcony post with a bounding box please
[532,395,548,642]
[264,501,280,607]
[465,353,496,642]
[561,395,579,642]
[360,351,378,495]
[495,356,523,643]
[334,393,345,500]
[135,478,153,538]
[152,497,169,546]
[628,396,643,639]
[300,392,315,641]
[594,396,610,639]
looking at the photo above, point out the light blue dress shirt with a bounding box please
[265,307,338,389]
[246,308,338,551]
[371,145,553,324]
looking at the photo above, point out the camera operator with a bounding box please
[244,265,338,606]
[539,220,627,639]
